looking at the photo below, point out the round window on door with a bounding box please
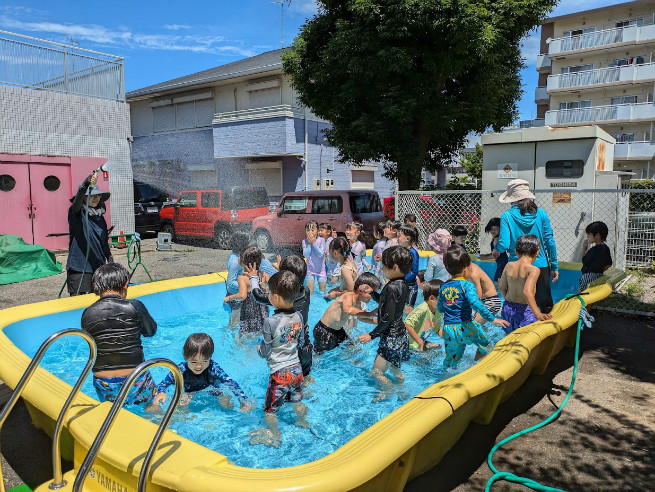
[43,175,61,192]
[0,174,16,192]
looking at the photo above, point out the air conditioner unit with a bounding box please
[313,178,321,190]
[324,179,334,190]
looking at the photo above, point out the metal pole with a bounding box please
[304,106,309,191]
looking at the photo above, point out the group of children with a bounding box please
[81,212,613,448]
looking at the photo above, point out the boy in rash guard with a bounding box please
[153,333,253,411]
[81,263,158,406]
[245,255,313,377]
[249,271,308,448]
[358,246,413,386]
[438,246,509,369]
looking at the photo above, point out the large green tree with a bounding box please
[283,0,556,189]
[460,143,484,181]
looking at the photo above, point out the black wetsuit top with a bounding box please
[368,278,408,339]
[81,294,157,372]
[250,279,311,340]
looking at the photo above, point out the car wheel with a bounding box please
[214,227,231,250]
[254,229,272,252]
[162,223,175,240]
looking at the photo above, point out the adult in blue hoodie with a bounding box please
[494,180,558,313]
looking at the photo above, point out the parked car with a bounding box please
[134,180,171,234]
[383,195,479,234]
[159,187,270,249]
[251,190,385,251]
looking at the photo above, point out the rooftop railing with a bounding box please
[548,23,655,55]
[0,29,124,102]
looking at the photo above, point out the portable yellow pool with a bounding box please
[0,259,616,491]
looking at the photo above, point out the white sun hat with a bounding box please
[498,179,535,203]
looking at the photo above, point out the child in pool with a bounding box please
[398,225,420,308]
[403,213,417,228]
[369,221,387,277]
[358,246,413,385]
[153,333,253,411]
[246,255,314,377]
[302,220,327,292]
[499,234,552,333]
[405,279,442,352]
[437,246,509,369]
[451,224,468,248]
[313,273,380,353]
[451,244,502,321]
[478,218,508,282]
[82,263,158,406]
[319,223,340,285]
[346,222,366,274]
[383,220,401,248]
[223,246,269,336]
[578,221,613,293]
[326,237,359,299]
[250,271,308,448]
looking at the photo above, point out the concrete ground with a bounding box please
[0,237,653,490]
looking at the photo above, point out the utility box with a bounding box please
[156,232,172,251]
[480,126,632,267]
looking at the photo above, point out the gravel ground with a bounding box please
[0,237,653,491]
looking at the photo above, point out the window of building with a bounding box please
[611,95,638,105]
[545,160,585,179]
[559,100,592,110]
[43,176,60,192]
[201,192,221,208]
[563,27,596,37]
[281,197,308,214]
[561,64,593,74]
[616,19,644,29]
[351,170,375,190]
[311,196,343,214]
[0,175,16,192]
[611,133,636,143]
[349,193,382,214]
[609,56,645,67]
[152,98,215,133]
[178,192,197,207]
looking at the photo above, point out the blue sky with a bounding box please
[1,0,625,121]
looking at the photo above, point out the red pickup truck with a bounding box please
[160,187,270,249]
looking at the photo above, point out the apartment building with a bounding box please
[127,49,395,203]
[536,0,655,179]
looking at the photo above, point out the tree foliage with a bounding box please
[283,0,556,189]
[460,143,484,181]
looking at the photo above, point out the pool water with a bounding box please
[32,260,582,469]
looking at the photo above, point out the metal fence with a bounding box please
[396,189,655,316]
[0,29,124,101]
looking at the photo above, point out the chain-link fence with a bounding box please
[397,189,655,316]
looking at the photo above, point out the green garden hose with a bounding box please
[127,232,153,282]
[485,295,591,492]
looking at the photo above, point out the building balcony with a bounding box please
[536,53,551,73]
[545,102,655,126]
[212,104,305,124]
[614,141,655,160]
[535,86,549,103]
[547,63,655,92]
[548,23,655,58]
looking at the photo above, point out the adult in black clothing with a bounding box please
[245,255,313,376]
[67,173,112,295]
[82,263,158,406]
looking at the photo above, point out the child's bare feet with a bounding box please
[248,429,281,447]
[371,367,392,387]
[424,341,441,351]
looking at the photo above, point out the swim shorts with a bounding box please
[377,330,410,368]
[578,272,604,293]
[264,363,303,413]
[313,320,347,353]
[441,320,491,369]
[501,301,538,334]
[92,370,157,405]
[482,295,502,315]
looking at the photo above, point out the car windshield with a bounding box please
[223,187,269,209]
[135,183,169,203]
[349,193,381,213]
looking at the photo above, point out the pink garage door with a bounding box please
[0,160,72,250]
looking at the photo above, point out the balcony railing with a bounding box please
[545,102,655,126]
[615,141,655,160]
[0,29,124,101]
[213,104,305,124]
[548,24,655,56]
[535,86,549,102]
[536,54,551,72]
[548,63,655,91]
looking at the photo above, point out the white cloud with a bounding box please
[0,15,254,57]
[288,0,319,17]
[163,24,191,31]
[521,32,541,66]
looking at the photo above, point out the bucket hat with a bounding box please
[498,179,535,203]
[427,228,452,257]
[87,186,110,202]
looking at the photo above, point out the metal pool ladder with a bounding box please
[72,358,183,492]
[0,328,97,492]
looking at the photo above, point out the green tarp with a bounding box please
[0,235,62,285]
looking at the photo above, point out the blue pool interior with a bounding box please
[4,257,583,469]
